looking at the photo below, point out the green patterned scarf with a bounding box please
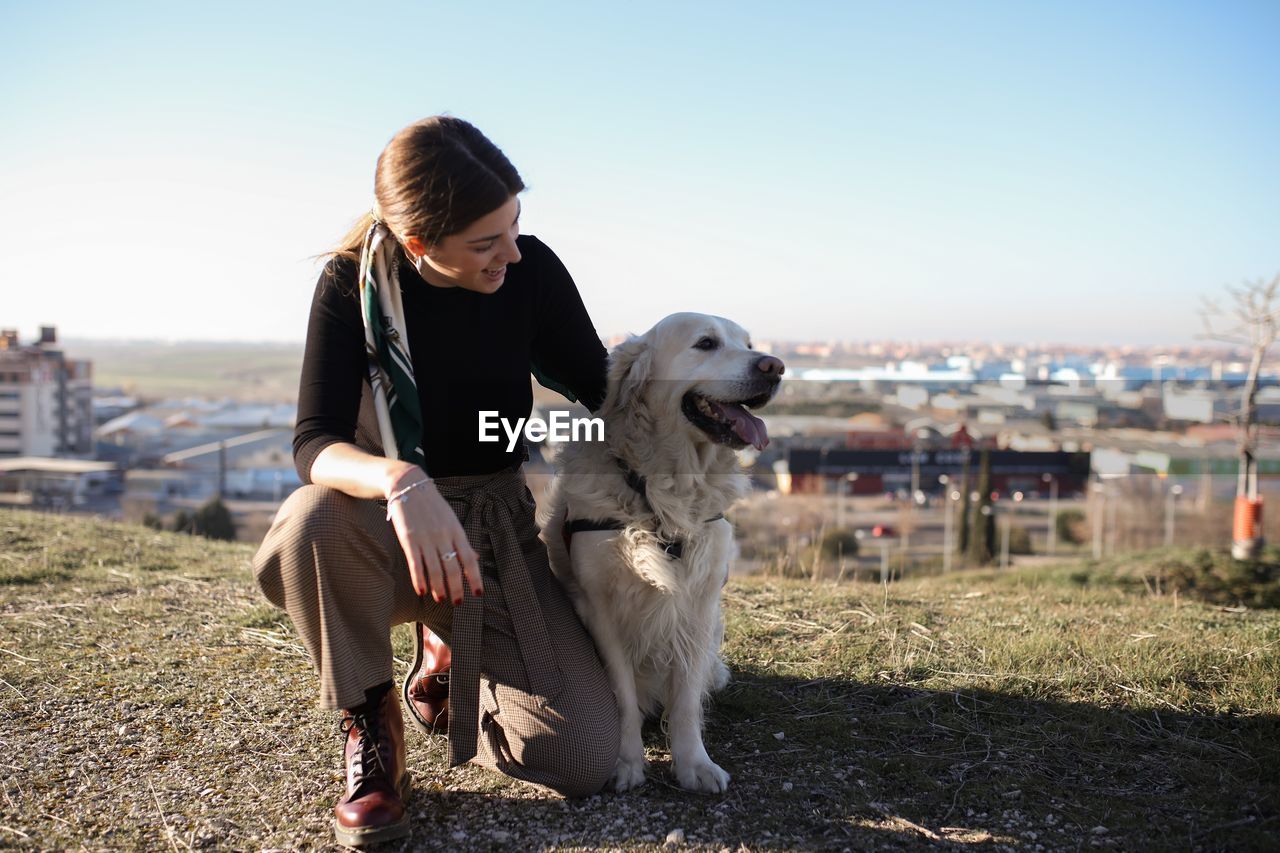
[358,220,427,469]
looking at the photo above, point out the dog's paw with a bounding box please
[710,657,731,692]
[613,755,648,792]
[672,755,730,793]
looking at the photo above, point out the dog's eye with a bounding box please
[693,337,719,351]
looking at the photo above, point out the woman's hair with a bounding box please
[329,116,525,260]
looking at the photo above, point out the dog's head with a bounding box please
[602,312,784,451]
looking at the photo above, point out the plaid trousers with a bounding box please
[252,466,618,797]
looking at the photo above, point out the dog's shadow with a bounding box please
[401,668,1278,850]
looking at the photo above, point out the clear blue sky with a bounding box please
[2,0,1276,346]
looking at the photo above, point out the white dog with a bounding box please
[543,312,783,793]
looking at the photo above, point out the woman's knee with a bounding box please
[252,484,359,607]
[559,745,618,798]
[534,698,620,797]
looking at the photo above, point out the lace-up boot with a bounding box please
[333,684,411,847]
[401,622,451,734]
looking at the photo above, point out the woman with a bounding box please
[253,116,619,848]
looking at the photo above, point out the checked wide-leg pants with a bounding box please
[252,465,618,798]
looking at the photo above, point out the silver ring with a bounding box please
[440,550,458,561]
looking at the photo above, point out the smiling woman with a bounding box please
[250,116,619,848]
[404,196,523,294]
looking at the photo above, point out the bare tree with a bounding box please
[1199,273,1280,559]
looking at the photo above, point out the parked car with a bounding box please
[855,524,899,540]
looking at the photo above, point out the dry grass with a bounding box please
[2,507,1277,850]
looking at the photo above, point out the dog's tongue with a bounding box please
[711,401,769,450]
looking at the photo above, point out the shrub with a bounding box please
[1007,525,1033,555]
[192,498,237,541]
[1056,509,1086,545]
[820,529,860,560]
[168,499,237,541]
[1095,547,1280,608]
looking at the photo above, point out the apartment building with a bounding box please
[0,327,93,458]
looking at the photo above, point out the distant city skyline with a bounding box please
[50,332,1263,362]
[3,1,1277,347]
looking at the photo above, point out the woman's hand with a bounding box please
[385,468,484,605]
[306,444,484,605]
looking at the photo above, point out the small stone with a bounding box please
[781,781,793,792]
[1003,789,1021,798]
[1091,826,1108,835]
[490,830,511,842]
[772,731,785,740]
[451,830,467,841]
[665,828,685,845]
[117,725,128,738]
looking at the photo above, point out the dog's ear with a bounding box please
[601,333,652,419]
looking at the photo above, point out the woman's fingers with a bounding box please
[437,545,468,604]
[455,541,483,598]
[422,549,447,604]
[407,547,429,598]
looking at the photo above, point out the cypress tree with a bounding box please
[967,449,995,565]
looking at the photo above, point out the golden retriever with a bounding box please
[542,312,783,793]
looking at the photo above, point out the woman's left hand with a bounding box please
[385,467,484,605]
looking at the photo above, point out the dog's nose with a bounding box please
[755,355,785,378]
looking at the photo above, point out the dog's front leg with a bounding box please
[667,632,730,793]
[583,612,648,791]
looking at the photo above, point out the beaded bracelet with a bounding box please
[385,476,434,520]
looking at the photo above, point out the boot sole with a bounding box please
[401,622,447,738]
[332,771,412,848]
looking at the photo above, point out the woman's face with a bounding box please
[406,195,522,294]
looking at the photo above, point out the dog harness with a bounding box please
[562,456,724,560]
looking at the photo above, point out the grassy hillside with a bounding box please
[1,509,1277,850]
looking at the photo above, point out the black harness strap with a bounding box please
[562,455,725,560]
[563,518,625,535]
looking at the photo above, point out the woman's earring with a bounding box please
[412,252,434,279]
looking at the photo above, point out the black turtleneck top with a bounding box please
[293,234,609,481]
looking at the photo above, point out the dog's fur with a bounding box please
[543,312,781,793]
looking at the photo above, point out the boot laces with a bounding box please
[341,708,389,785]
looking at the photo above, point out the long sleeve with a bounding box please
[292,258,367,484]
[527,237,609,413]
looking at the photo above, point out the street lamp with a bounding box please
[1042,473,1058,556]
[1001,491,1024,568]
[905,430,929,557]
[940,474,958,573]
[1165,483,1184,547]
[836,472,858,530]
[1090,480,1105,559]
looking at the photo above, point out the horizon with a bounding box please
[46,332,1264,358]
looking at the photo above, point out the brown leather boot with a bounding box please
[333,685,411,848]
[401,622,451,735]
